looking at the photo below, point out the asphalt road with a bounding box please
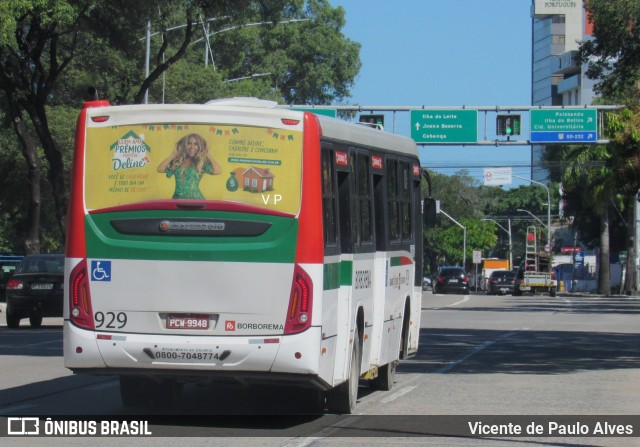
[0,292,638,446]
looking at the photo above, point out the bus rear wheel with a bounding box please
[295,387,325,414]
[370,361,397,391]
[29,315,43,328]
[326,326,361,414]
[5,310,20,329]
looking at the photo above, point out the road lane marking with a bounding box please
[436,331,518,374]
[430,295,470,310]
[380,385,417,404]
[447,296,470,307]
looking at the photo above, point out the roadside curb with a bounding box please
[557,292,640,299]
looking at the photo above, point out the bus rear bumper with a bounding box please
[64,322,327,387]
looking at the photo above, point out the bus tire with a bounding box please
[119,376,150,408]
[296,388,325,414]
[371,360,397,391]
[326,326,361,414]
[399,301,411,360]
[29,315,43,328]
[6,310,20,329]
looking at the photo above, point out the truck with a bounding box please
[513,227,557,297]
[481,258,510,291]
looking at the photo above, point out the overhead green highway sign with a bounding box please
[292,107,337,117]
[411,109,478,144]
[530,109,598,143]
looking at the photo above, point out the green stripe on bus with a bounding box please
[84,211,298,263]
[323,260,353,290]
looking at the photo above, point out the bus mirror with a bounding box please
[423,198,436,228]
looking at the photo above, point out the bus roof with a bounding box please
[82,98,419,159]
[316,114,419,159]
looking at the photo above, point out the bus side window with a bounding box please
[349,150,374,253]
[413,175,424,286]
[321,149,338,250]
[349,151,359,246]
[387,158,400,242]
[356,152,373,247]
[337,169,353,253]
[373,172,386,249]
[399,161,412,243]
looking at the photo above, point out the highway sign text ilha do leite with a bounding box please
[411,109,478,144]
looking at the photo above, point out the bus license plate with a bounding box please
[167,314,209,330]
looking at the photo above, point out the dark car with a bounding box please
[422,276,432,291]
[0,254,24,301]
[432,267,470,294]
[5,254,64,328]
[486,270,516,295]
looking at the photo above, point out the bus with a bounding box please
[64,97,428,414]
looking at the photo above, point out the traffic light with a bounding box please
[496,114,521,136]
[359,114,385,129]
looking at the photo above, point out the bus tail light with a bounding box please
[284,265,313,335]
[69,259,95,330]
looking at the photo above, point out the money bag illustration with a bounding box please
[226,172,239,192]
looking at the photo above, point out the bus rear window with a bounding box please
[84,123,302,215]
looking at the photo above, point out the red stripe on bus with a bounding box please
[399,256,413,266]
[294,113,324,264]
[66,100,110,258]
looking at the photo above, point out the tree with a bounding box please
[605,107,640,293]
[578,1,640,294]
[561,144,615,295]
[0,0,361,252]
[579,0,640,101]
[0,117,29,252]
[0,1,91,252]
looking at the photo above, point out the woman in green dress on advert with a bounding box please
[157,133,222,199]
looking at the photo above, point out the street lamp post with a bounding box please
[482,218,513,270]
[513,175,551,250]
[439,208,467,271]
[517,208,548,229]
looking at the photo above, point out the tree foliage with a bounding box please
[0,0,361,253]
[579,0,640,101]
[422,170,559,274]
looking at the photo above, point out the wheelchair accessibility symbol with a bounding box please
[91,260,111,282]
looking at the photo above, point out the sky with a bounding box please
[329,0,534,187]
